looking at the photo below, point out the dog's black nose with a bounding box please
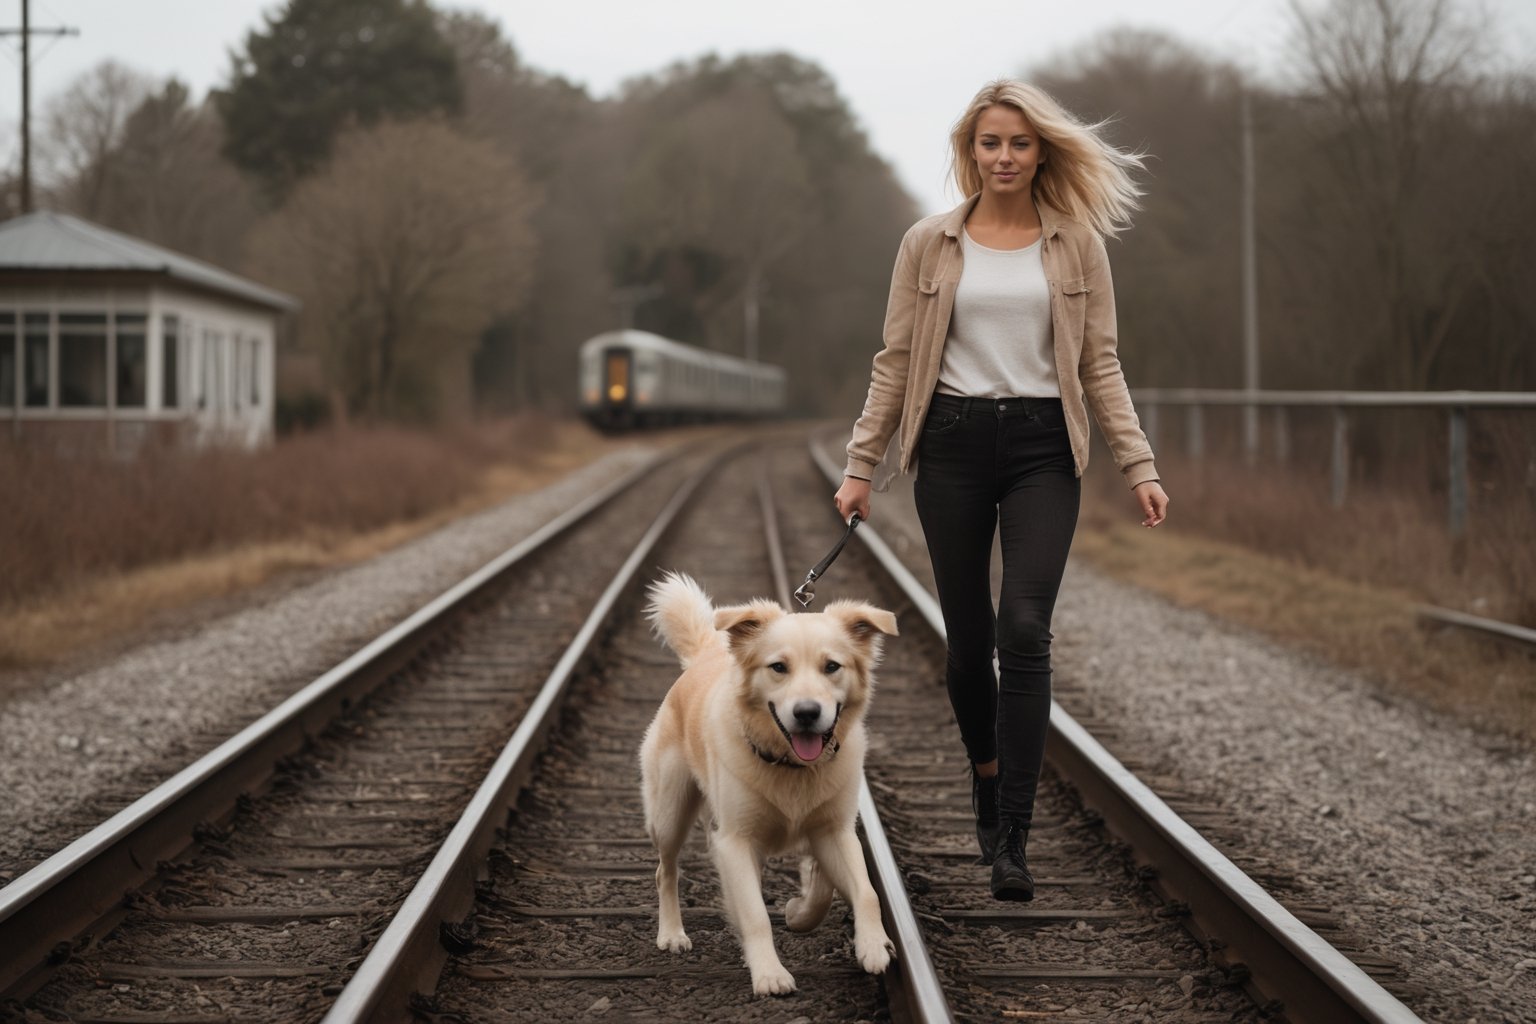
[792,700,822,726]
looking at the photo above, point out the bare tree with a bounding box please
[436,33,919,416]
[66,81,259,269]
[1034,30,1247,390]
[1287,0,1488,388]
[622,83,815,360]
[613,53,914,413]
[106,84,256,265]
[437,10,614,413]
[36,61,155,218]
[247,119,539,422]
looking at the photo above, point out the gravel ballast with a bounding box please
[0,447,658,881]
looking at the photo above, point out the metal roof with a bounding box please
[0,210,298,311]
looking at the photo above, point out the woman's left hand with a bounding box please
[1133,481,1169,528]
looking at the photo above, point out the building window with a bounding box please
[59,312,107,408]
[200,330,214,410]
[162,316,180,410]
[0,311,14,408]
[249,338,260,407]
[116,313,147,408]
[24,312,49,407]
[232,334,243,412]
[201,330,226,413]
[213,333,223,412]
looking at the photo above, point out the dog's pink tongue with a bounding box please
[791,733,825,762]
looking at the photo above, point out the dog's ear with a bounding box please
[825,601,899,644]
[714,601,784,652]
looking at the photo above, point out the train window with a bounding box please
[162,316,180,410]
[606,352,628,402]
[0,311,13,408]
[115,313,148,408]
[59,312,108,408]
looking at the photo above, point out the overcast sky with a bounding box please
[5,0,1533,215]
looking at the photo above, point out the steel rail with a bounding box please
[1416,604,1536,648]
[853,781,953,1024]
[0,452,666,999]
[757,465,955,1024]
[756,459,794,620]
[807,435,1423,1024]
[323,446,728,1022]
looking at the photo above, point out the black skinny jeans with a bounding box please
[913,392,1080,827]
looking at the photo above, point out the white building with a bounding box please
[0,211,297,451]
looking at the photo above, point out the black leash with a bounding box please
[793,512,861,608]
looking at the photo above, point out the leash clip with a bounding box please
[793,513,861,608]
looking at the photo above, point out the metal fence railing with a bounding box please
[1131,389,1536,539]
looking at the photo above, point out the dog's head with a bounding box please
[714,598,898,765]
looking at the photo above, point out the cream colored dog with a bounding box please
[639,571,898,996]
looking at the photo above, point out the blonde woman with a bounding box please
[833,80,1169,900]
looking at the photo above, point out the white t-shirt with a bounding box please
[936,228,1058,399]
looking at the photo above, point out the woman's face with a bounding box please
[971,104,1044,197]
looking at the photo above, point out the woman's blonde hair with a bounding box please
[949,79,1145,238]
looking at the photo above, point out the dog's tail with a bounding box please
[645,571,718,666]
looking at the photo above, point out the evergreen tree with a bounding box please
[216,0,460,200]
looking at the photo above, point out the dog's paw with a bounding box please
[855,930,895,975]
[783,895,823,932]
[656,929,692,953]
[750,964,797,997]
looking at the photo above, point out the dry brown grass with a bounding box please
[1124,407,1536,623]
[1076,438,1536,746]
[0,415,621,672]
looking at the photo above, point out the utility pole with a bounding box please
[1241,89,1260,464]
[1,0,79,213]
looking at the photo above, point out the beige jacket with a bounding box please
[845,194,1159,489]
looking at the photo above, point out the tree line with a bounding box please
[1032,0,1534,396]
[6,0,915,424]
[4,0,1530,427]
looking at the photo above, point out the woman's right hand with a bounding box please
[834,476,873,524]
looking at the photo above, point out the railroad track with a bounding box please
[0,439,714,1017]
[0,429,1425,1023]
[797,438,1424,1024]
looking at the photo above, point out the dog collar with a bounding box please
[748,739,814,769]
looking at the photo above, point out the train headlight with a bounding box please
[608,384,627,402]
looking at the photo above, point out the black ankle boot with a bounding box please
[971,766,1000,865]
[989,819,1035,901]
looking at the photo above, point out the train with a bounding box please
[578,329,787,429]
